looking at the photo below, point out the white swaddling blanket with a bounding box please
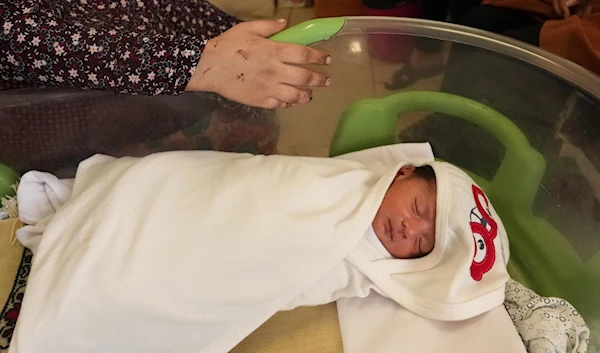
[10,149,404,353]
[12,143,510,353]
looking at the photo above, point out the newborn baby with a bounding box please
[372,165,436,259]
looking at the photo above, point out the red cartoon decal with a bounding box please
[469,185,498,281]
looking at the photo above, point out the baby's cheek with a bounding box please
[388,242,408,259]
[371,212,384,234]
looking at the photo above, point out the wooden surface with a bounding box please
[231,304,344,353]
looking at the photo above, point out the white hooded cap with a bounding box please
[351,161,511,321]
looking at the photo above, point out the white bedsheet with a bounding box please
[337,292,527,353]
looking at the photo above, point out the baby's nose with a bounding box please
[403,218,425,239]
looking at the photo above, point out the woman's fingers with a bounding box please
[561,0,570,17]
[271,84,313,104]
[260,97,301,110]
[553,0,570,17]
[237,19,288,38]
[275,101,289,109]
[553,0,563,17]
[280,65,331,88]
[276,42,331,65]
[260,97,283,110]
[566,0,581,8]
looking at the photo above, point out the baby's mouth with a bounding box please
[387,219,395,241]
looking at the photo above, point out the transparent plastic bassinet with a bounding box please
[1,17,599,350]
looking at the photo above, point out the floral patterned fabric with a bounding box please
[0,0,239,95]
[0,249,31,352]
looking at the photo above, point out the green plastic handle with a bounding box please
[330,91,545,210]
[0,163,19,198]
[269,17,345,45]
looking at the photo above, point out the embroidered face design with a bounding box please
[469,185,498,281]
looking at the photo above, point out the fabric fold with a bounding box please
[16,171,73,253]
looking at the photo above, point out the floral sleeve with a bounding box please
[0,0,239,95]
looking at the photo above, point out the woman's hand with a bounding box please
[552,0,584,18]
[186,19,332,109]
[553,0,570,18]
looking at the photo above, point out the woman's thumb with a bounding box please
[242,19,287,38]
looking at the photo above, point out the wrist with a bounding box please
[186,39,218,93]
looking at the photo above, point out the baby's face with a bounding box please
[372,166,436,259]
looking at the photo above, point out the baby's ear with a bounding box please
[396,165,416,178]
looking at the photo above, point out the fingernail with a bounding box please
[325,56,332,65]
[276,18,287,23]
[325,78,332,87]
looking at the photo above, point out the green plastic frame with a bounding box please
[0,164,19,199]
[269,17,345,45]
[329,91,600,321]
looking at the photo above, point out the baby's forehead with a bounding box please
[389,176,437,213]
[399,172,438,194]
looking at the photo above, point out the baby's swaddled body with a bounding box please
[282,226,391,310]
